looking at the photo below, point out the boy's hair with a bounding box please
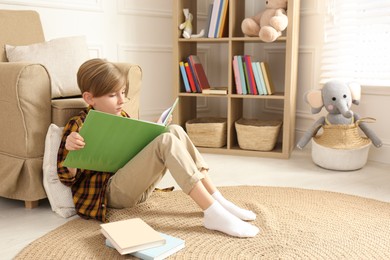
[77,58,128,97]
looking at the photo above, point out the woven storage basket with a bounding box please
[235,118,282,151]
[311,119,372,171]
[313,122,371,149]
[186,117,227,148]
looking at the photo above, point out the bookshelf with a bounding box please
[173,0,300,159]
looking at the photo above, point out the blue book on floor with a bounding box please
[106,232,185,260]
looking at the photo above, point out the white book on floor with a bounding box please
[105,232,185,259]
[100,218,166,255]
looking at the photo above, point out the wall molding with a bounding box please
[117,0,172,18]
[0,0,103,11]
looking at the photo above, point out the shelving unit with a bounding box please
[173,0,300,159]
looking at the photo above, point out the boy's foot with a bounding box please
[203,201,259,238]
[212,191,256,221]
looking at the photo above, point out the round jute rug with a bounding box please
[15,186,390,259]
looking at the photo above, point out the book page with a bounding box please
[157,97,179,125]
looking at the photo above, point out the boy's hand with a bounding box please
[65,132,85,151]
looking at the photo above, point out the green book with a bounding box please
[63,98,178,172]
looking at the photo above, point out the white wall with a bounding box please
[295,1,390,164]
[1,0,389,164]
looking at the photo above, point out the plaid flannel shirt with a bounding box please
[57,106,129,222]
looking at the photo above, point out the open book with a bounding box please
[157,97,179,125]
[63,98,178,172]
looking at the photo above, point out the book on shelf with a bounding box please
[188,55,211,91]
[202,87,228,95]
[255,62,268,95]
[242,56,251,94]
[215,0,229,38]
[204,3,213,37]
[179,61,191,93]
[260,62,275,95]
[100,218,166,255]
[237,55,247,94]
[105,232,185,260]
[186,57,202,92]
[244,55,258,95]
[252,62,265,95]
[232,56,243,94]
[63,98,178,172]
[207,0,221,38]
[184,62,197,93]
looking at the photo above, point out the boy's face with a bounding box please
[84,86,127,116]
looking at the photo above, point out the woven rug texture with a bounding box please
[15,186,390,259]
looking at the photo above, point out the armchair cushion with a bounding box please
[43,124,76,218]
[5,36,89,98]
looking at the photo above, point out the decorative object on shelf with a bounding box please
[235,118,282,151]
[241,0,288,42]
[185,117,227,148]
[297,80,382,171]
[179,8,205,39]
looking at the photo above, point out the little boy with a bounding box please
[57,58,259,238]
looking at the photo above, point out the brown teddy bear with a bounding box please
[241,0,288,42]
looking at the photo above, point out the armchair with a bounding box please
[0,10,142,208]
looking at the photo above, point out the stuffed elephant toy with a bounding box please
[297,80,383,149]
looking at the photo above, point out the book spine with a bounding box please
[187,57,201,92]
[242,56,251,94]
[260,62,273,95]
[217,0,229,38]
[208,0,221,38]
[237,55,247,95]
[232,56,243,94]
[255,62,268,95]
[214,0,225,38]
[244,55,258,95]
[184,62,197,93]
[252,61,263,95]
[204,3,213,37]
[179,61,191,93]
[188,55,210,90]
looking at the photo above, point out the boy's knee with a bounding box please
[159,132,178,145]
[168,124,185,134]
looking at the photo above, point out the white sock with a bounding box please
[203,201,259,238]
[212,190,256,221]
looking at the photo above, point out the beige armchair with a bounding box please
[0,10,142,208]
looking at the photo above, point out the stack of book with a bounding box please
[101,218,185,259]
[205,0,229,38]
[179,55,227,95]
[232,55,276,95]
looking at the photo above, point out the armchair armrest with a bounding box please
[0,62,51,158]
[0,62,51,201]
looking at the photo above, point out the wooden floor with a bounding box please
[1,149,389,260]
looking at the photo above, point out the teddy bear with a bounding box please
[179,9,205,39]
[241,0,288,42]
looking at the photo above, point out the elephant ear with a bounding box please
[349,82,361,105]
[305,90,323,114]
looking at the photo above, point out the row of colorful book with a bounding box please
[205,0,229,38]
[232,55,276,95]
[101,218,185,259]
[179,55,210,93]
[179,55,227,95]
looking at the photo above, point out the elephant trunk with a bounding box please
[337,103,353,118]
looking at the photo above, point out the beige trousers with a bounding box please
[107,124,208,209]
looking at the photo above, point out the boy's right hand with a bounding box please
[65,132,85,151]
